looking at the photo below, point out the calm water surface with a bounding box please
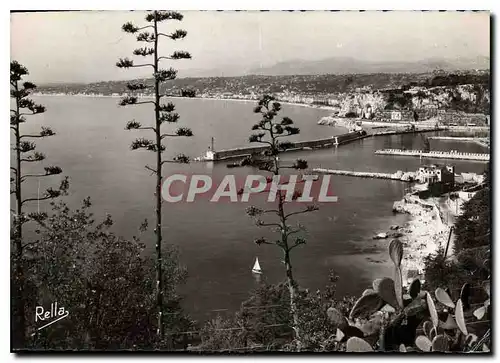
[17,96,488,321]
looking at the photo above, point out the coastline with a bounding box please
[32,93,491,133]
[31,92,336,112]
[392,193,453,282]
[33,92,471,282]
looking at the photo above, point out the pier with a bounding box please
[201,131,369,161]
[374,149,489,162]
[314,168,485,186]
[428,136,486,141]
[313,168,415,181]
[372,127,444,136]
[428,136,490,148]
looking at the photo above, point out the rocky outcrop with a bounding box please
[338,92,386,118]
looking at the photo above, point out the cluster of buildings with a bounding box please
[416,164,455,188]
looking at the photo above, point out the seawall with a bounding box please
[313,168,415,181]
[374,149,490,162]
[207,131,369,161]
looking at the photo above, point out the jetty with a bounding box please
[313,168,415,181]
[199,131,369,161]
[374,149,489,162]
[428,136,486,141]
[428,136,490,148]
[372,127,444,136]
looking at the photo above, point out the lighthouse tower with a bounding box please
[204,137,216,161]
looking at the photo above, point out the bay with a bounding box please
[16,96,487,321]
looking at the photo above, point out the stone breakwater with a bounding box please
[428,136,487,141]
[313,168,416,181]
[197,131,369,161]
[428,136,490,149]
[375,149,490,161]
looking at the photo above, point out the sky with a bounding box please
[10,11,490,83]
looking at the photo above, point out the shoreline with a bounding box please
[32,92,336,111]
[392,193,453,281]
[32,93,475,282]
[33,93,490,133]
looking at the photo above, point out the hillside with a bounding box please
[37,70,490,96]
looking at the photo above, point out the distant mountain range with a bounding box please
[175,56,490,78]
[37,56,490,86]
[244,56,490,76]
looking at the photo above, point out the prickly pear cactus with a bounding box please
[326,241,490,353]
[329,239,429,352]
[414,282,491,352]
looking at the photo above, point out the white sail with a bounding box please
[252,257,262,274]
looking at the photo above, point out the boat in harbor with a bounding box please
[252,257,262,274]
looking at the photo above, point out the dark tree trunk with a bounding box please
[13,80,26,348]
[153,16,164,340]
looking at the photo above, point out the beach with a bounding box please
[392,193,453,282]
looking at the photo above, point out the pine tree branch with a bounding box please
[158,29,187,40]
[116,58,154,68]
[125,120,156,132]
[145,165,158,175]
[133,101,156,106]
[130,64,155,68]
[256,239,274,245]
[157,52,192,61]
[250,139,273,147]
[20,134,54,139]
[21,195,53,206]
[160,134,179,138]
[255,220,282,228]
[285,207,318,219]
[163,159,193,167]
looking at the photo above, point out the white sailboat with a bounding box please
[252,257,262,274]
